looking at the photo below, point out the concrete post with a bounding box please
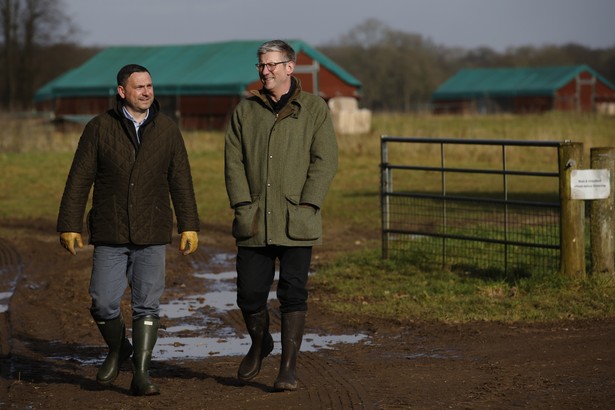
[559,142,586,278]
[590,147,615,275]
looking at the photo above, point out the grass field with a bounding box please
[1,112,615,323]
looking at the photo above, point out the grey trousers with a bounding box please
[89,244,166,320]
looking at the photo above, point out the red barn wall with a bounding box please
[293,52,358,99]
[513,96,552,113]
[54,97,111,116]
[176,95,240,130]
[595,79,615,102]
[555,70,615,112]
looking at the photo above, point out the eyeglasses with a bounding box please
[255,61,291,71]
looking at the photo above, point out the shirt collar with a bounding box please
[122,105,149,127]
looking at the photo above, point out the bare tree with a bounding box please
[0,0,76,111]
[322,19,445,112]
[1,0,19,110]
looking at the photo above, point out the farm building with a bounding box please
[34,39,363,130]
[431,65,615,115]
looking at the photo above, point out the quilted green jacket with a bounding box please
[57,97,199,245]
[224,78,338,247]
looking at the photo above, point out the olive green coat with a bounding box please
[224,78,338,247]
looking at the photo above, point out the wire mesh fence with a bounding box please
[381,137,562,277]
[383,195,560,275]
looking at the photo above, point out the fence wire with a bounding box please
[381,137,561,276]
[383,195,560,275]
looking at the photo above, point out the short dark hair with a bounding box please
[117,64,150,87]
[257,40,296,63]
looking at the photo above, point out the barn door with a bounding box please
[577,72,595,112]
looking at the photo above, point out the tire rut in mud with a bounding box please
[299,351,374,409]
[193,249,375,408]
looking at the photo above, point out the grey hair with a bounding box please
[257,40,296,63]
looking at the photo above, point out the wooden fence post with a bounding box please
[590,147,615,275]
[559,142,586,278]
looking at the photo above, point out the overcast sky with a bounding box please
[64,0,615,51]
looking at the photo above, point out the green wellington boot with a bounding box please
[95,315,133,384]
[274,311,306,391]
[238,309,274,381]
[130,315,160,396]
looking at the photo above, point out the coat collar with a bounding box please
[251,76,303,114]
[113,94,160,125]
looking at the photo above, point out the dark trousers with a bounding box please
[236,246,312,314]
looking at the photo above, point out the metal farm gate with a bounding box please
[380,136,562,276]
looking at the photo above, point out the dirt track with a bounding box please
[1,219,614,409]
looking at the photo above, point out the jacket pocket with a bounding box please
[232,202,260,240]
[286,195,322,241]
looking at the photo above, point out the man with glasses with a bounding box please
[224,40,338,391]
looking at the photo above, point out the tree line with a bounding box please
[1,4,614,113]
[319,19,615,112]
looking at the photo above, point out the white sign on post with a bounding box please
[571,169,611,200]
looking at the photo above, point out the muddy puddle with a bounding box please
[154,256,370,361]
[0,265,20,314]
[1,251,369,363]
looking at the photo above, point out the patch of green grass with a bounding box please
[0,152,74,219]
[311,249,615,324]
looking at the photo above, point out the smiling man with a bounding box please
[57,64,200,396]
[224,40,338,391]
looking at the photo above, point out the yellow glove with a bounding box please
[60,232,83,255]
[179,231,198,255]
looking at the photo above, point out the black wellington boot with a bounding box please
[95,315,133,384]
[130,315,160,396]
[274,311,306,391]
[237,309,274,381]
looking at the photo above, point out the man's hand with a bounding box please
[59,232,83,255]
[179,231,199,255]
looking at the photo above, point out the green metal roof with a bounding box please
[35,40,362,101]
[432,65,615,100]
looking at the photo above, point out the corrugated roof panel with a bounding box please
[171,41,261,94]
[34,40,361,101]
